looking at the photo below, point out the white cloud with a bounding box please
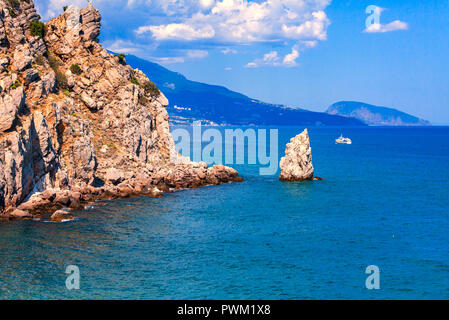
[281,11,330,40]
[221,48,237,55]
[164,82,176,90]
[224,67,232,71]
[104,39,144,54]
[364,20,409,33]
[245,50,281,68]
[151,56,186,64]
[135,0,332,44]
[186,50,209,59]
[199,0,215,10]
[363,7,408,33]
[263,51,280,63]
[137,24,215,40]
[246,43,304,68]
[283,46,299,66]
[35,0,331,66]
[127,0,217,16]
[302,40,318,48]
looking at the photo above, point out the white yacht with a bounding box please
[335,134,352,144]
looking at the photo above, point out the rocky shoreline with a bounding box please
[0,1,242,221]
[2,163,243,221]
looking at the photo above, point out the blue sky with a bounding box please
[35,1,449,124]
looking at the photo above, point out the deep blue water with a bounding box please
[0,127,448,300]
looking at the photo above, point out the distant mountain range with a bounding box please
[125,55,364,126]
[125,54,429,127]
[327,101,431,126]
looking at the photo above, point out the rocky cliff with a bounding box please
[0,1,241,220]
[279,129,314,182]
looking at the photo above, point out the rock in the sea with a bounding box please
[279,129,314,181]
[50,209,74,222]
[9,209,33,219]
[17,197,56,214]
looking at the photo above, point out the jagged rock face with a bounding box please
[0,87,25,132]
[80,4,101,41]
[0,0,42,51]
[0,1,242,219]
[279,129,314,181]
[0,0,64,211]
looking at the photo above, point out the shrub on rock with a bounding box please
[30,21,46,37]
[10,80,22,89]
[6,0,20,8]
[70,64,82,75]
[143,80,160,97]
[115,53,126,64]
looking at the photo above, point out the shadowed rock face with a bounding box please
[279,129,314,182]
[0,1,242,220]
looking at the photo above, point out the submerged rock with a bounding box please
[279,129,314,181]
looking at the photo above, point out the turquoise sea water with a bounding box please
[0,126,448,300]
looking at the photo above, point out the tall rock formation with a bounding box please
[279,129,314,181]
[0,1,241,220]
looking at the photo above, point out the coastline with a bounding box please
[0,163,243,221]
